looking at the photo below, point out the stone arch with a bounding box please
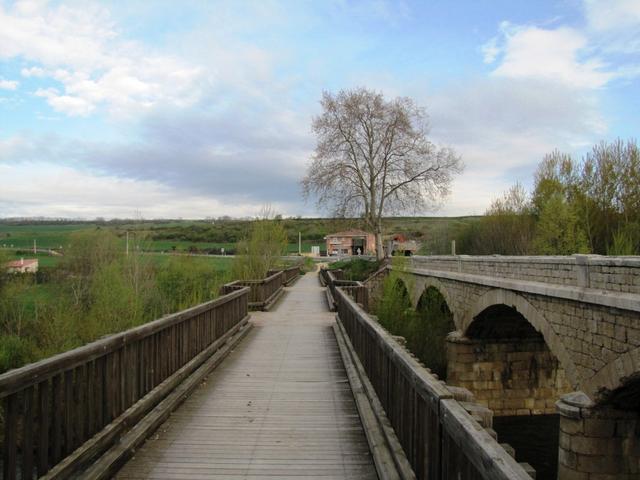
[390,276,411,303]
[461,288,580,389]
[584,346,640,404]
[400,274,460,324]
[414,284,457,379]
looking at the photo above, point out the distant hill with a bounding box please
[0,216,481,255]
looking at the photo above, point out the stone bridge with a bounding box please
[384,254,640,478]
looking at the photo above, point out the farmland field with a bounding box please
[0,216,480,257]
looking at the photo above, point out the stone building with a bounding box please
[5,258,39,273]
[325,229,376,256]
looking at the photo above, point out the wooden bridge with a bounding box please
[115,273,377,479]
[2,266,538,480]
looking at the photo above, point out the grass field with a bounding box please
[0,223,95,250]
[0,216,481,257]
[146,253,234,271]
[7,251,61,267]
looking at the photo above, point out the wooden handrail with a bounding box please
[334,286,532,480]
[221,265,302,310]
[1,287,250,480]
[319,268,366,310]
[0,288,248,398]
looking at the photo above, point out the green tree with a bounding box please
[534,194,589,255]
[232,211,288,280]
[465,183,535,254]
[580,139,640,253]
[63,229,121,307]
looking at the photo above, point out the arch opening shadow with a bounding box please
[467,304,543,341]
[603,375,640,411]
[461,303,573,480]
[375,277,412,338]
[414,286,456,379]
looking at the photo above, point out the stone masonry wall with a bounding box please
[447,335,572,416]
[522,292,640,393]
[557,393,640,479]
[409,255,640,294]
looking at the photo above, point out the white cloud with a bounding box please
[20,66,45,77]
[484,24,614,89]
[582,0,640,56]
[584,0,640,31]
[425,77,607,215]
[0,162,298,219]
[0,1,203,117]
[0,78,19,90]
[481,37,500,64]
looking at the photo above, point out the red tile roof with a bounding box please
[5,258,38,268]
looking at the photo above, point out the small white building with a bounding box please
[5,258,39,274]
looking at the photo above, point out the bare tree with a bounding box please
[303,88,463,259]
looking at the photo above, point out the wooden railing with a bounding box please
[319,268,367,311]
[0,287,250,480]
[267,265,301,286]
[221,271,284,310]
[334,286,532,480]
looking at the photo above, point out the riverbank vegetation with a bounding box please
[0,230,233,374]
[0,216,307,374]
[231,215,289,279]
[327,258,381,281]
[374,259,455,379]
[458,139,640,255]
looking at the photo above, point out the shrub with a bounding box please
[327,258,381,281]
[231,216,288,280]
[0,335,36,373]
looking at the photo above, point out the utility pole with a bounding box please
[298,232,302,255]
[451,239,456,256]
[33,239,37,255]
[126,231,129,256]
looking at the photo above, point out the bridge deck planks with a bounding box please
[115,272,377,480]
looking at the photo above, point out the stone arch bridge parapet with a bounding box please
[391,255,640,403]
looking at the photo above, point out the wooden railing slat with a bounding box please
[22,385,35,479]
[52,374,63,463]
[37,380,50,476]
[3,394,18,480]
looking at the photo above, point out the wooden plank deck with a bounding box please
[115,271,378,479]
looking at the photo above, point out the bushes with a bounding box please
[231,216,288,280]
[0,335,36,373]
[374,261,455,379]
[157,256,228,312]
[0,230,231,373]
[327,258,381,281]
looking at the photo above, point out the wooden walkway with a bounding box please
[115,272,378,479]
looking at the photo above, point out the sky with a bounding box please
[0,0,638,219]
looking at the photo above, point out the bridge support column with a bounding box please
[557,392,640,479]
[446,332,571,416]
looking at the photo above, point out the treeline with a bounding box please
[144,217,335,244]
[0,230,230,373]
[457,139,640,255]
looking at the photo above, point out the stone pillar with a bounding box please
[557,391,640,479]
[446,332,571,416]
